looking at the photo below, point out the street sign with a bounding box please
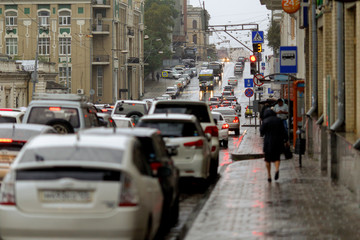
[252,31,264,44]
[244,78,254,88]
[254,86,264,94]
[280,46,298,73]
[262,66,265,70]
[162,71,168,77]
[268,88,274,94]
[253,73,265,86]
[244,88,254,98]
[261,62,265,67]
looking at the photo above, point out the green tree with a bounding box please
[266,20,280,54]
[144,0,178,79]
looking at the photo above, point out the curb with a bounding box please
[231,153,265,161]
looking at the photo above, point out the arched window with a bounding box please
[59,11,71,26]
[192,34,197,44]
[38,10,50,26]
[5,11,17,26]
[192,20,197,29]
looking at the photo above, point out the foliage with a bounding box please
[144,0,178,77]
[266,20,280,53]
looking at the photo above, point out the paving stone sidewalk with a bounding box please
[185,127,360,240]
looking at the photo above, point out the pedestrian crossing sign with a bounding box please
[252,31,264,44]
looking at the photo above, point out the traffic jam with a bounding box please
[0,60,247,240]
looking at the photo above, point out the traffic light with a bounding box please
[250,55,257,75]
[253,43,262,53]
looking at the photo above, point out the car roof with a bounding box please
[213,107,236,113]
[0,124,56,140]
[140,113,197,122]
[114,100,147,105]
[0,111,24,117]
[81,127,160,138]
[153,100,208,106]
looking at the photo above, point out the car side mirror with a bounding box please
[157,166,172,178]
[205,133,212,141]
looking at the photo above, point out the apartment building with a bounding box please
[0,0,144,104]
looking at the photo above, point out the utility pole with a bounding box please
[32,23,40,97]
[65,39,70,93]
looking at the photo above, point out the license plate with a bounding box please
[0,155,16,164]
[40,190,92,203]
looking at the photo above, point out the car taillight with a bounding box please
[101,109,107,112]
[184,139,203,148]
[0,109,13,111]
[0,138,13,143]
[205,126,219,137]
[150,162,162,174]
[118,173,139,207]
[49,107,61,111]
[233,116,239,123]
[222,123,229,129]
[0,172,16,206]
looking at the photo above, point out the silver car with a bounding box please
[211,112,229,148]
[212,107,240,135]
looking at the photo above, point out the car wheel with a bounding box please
[234,129,240,136]
[125,111,143,124]
[209,156,219,180]
[46,119,74,134]
[223,140,228,148]
[170,194,180,226]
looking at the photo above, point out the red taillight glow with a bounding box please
[233,116,239,123]
[0,109,13,111]
[222,123,229,129]
[150,162,162,172]
[184,139,204,148]
[101,109,107,112]
[49,107,61,111]
[205,126,219,137]
[0,138,13,143]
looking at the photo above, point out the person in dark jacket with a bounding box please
[260,109,289,182]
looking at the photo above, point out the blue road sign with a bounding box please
[268,88,274,94]
[280,46,298,73]
[261,62,265,67]
[245,88,254,98]
[252,31,264,44]
[244,78,254,88]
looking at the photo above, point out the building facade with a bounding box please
[0,0,144,104]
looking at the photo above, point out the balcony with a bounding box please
[91,24,110,34]
[92,55,110,65]
[127,57,140,66]
[260,0,283,10]
[92,0,110,8]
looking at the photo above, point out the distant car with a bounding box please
[112,116,135,128]
[234,62,243,74]
[211,112,229,148]
[175,79,184,91]
[137,114,212,181]
[162,69,181,79]
[112,100,148,125]
[155,94,172,101]
[0,134,164,240]
[222,91,233,98]
[0,124,57,182]
[212,107,240,135]
[0,108,25,123]
[174,67,184,74]
[223,85,234,94]
[227,76,238,85]
[165,87,177,99]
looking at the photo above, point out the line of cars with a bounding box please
[0,94,223,239]
[163,67,196,99]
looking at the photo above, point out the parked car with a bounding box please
[212,107,240,135]
[155,94,172,101]
[148,100,219,179]
[0,124,57,182]
[165,87,177,99]
[211,112,229,148]
[0,134,164,240]
[112,100,148,125]
[22,93,102,134]
[234,62,244,74]
[227,76,238,85]
[82,127,180,231]
[0,108,26,123]
[137,114,211,181]
[223,85,234,95]
[162,69,181,79]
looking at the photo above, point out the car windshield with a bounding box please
[0,116,16,123]
[27,107,80,128]
[20,147,124,164]
[138,121,201,138]
[113,102,147,115]
[153,104,211,122]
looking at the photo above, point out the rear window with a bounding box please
[20,147,123,164]
[27,107,80,128]
[213,109,236,115]
[16,167,121,181]
[113,102,147,115]
[0,116,16,123]
[138,121,202,138]
[153,104,211,122]
[208,64,221,70]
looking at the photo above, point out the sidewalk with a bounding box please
[184,126,360,240]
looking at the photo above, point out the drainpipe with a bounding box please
[330,2,345,131]
[306,0,318,116]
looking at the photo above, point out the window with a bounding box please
[24,8,30,14]
[38,37,50,55]
[59,37,71,55]
[59,10,71,25]
[193,34,197,44]
[59,67,72,89]
[6,38,17,55]
[97,67,103,97]
[192,20,197,29]
[5,11,17,26]
[78,7,83,14]
[38,10,50,26]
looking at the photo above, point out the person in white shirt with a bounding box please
[273,98,288,131]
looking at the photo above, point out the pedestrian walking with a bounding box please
[260,109,289,182]
[156,72,160,81]
[273,98,289,132]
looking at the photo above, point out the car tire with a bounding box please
[46,119,74,134]
[125,111,143,124]
[234,129,240,136]
[209,156,219,180]
[223,140,228,148]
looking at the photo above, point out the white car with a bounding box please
[137,114,211,180]
[211,112,229,148]
[148,100,219,179]
[0,108,25,123]
[212,107,240,135]
[112,100,149,125]
[0,134,164,240]
[227,76,238,85]
[165,87,177,99]
[112,116,135,128]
